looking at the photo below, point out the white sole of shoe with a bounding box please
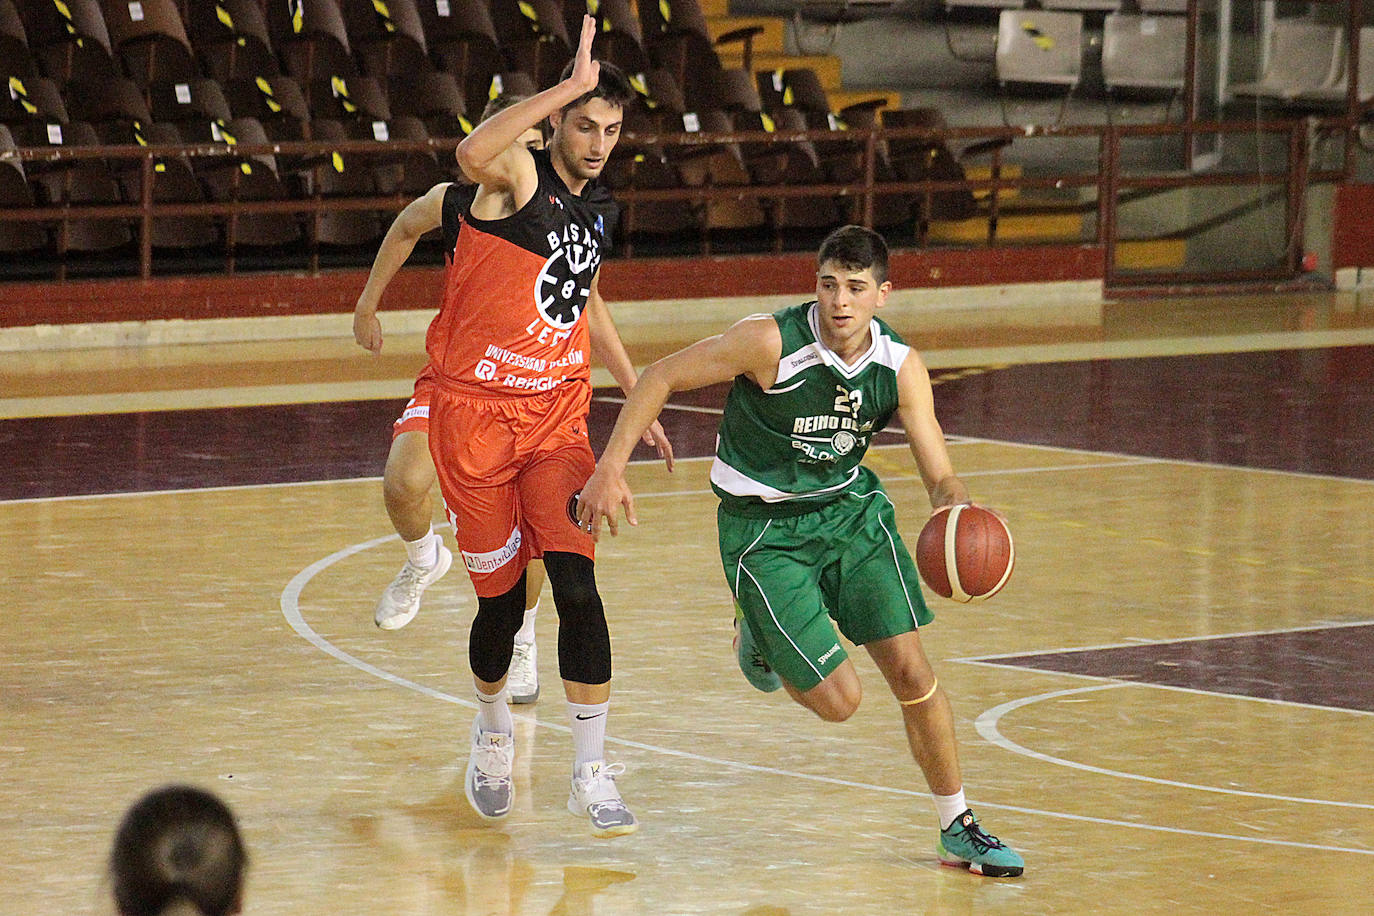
[567,798,637,838]
[508,686,539,704]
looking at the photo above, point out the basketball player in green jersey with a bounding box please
[575,225,1024,877]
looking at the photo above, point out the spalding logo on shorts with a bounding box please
[566,492,582,528]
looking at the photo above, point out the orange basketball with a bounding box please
[915,504,1015,603]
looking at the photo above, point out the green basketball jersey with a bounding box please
[711,301,911,516]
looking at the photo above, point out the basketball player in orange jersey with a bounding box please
[354,96,547,705]
[437,16,672,836]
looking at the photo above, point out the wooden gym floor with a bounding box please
[3,289,1374,914]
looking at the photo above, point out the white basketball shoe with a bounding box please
[506,640,539,704]
[374,543,452,630]
[568,761,637,838]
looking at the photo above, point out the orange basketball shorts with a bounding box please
[392,366,438,440]
[428,382,595,597]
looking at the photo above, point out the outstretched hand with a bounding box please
[575,466,636,542]
[568,14,600,94]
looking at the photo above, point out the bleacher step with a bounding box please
[1116,238,1187,270]
[927,211,1085,244]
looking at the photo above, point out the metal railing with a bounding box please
[0,116,1353,288]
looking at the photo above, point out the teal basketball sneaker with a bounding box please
[732,606,781,693]
[937,809,1024,877]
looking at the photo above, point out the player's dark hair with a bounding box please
[556,59,634,113]
[478,92,549,144]
[110,786,247,916]
[818,225,889,285]
[478,92,529,122]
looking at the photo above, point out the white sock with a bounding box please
[568,700,609,770]
[934,790,968,830]
[403,528,439,568]
[514,601,539,646]
[476,686,513,735]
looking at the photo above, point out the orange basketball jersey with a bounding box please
[426,149,619,400]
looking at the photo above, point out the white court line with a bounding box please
[974,684,1374,810]
[280,487,1374,857]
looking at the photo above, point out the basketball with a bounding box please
[915,504,1015,603]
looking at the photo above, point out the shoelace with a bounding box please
[390,563,429,599]
[578,762,627,804]
[955,820,1006,853]
[473,741,513,781]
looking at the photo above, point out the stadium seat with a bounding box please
[189,0,280,81]
[197,116,304,247]
[267,0,359,82]
[0,124,49,254]
[416,0,504,116]
[492,0,572,89]
[25,120,134,253]
[1229,19,1346,102]
[340,0,432,77]
[115,121,219,249]
[0,75,69,126]
[0,0,38,79]
[1102,13,1187,95]
[23,0,120,82]
[99,0,200,85]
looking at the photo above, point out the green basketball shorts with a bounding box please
[717,468,934,691]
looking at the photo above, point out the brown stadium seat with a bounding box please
[99,0,199,85]
[197,115,304,248]
[563,0,650,74]
[0,124,50,254]
[388,71,471,139]
[340,0,432,77]
[188,0,280,81]
[266,0,359,82]
[114,120,220,250]
[0,0,38,79]
[23,0,120,82]
[25,120,134,254]
[416,0,504,116]
[491,0,571,89]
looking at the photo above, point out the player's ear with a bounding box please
[876,280,892,306]
[548,108,565,135]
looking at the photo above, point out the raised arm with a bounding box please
[894,349,969,510]
[353,182,449,353]
[454,15,599,198]
[576,314,782,537]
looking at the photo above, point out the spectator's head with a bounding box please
[550,59,634,183]
[110,786,247,916]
